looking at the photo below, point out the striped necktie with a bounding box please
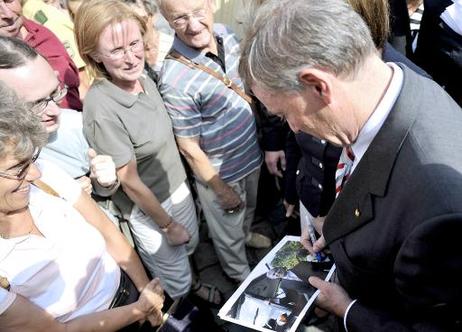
[335,146,355,197]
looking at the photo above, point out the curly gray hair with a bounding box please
[0,82,47,161]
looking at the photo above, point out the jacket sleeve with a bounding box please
[346,214,462,331]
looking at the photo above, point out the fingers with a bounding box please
[300,232,315,253]
[264,151,285,178]
[285,204,295,217]
[308,276,326,290]
[279,153,287,172]
[88,148,97,160]
[89,153,117,187]
[313,235,327,252]
[76,176,92,195]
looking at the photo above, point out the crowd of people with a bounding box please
[0,0,461,331]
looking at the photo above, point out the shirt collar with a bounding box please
[171,24,227,65]
[351,62,404,172]
[95,73,148,108]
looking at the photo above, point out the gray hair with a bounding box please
[124,0,158,15]
[0,82,47,160]
[239,0,376,91]
[0,36,39,69]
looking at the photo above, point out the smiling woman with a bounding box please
[75,0,200,299]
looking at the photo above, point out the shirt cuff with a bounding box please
[343,299,358,332]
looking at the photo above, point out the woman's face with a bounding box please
[96,19,145,87]
[0,149,41,215]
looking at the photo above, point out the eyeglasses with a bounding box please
[0,148,41,181]
[171,9,207,29]
[100,39,144,61]
[29,83,68,116]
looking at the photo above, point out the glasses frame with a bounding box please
[171,8,207,29]
[99,39,145,61]
[0,148,41,181]
[29,83,68,116]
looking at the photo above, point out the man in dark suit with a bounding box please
[239,0,462,330]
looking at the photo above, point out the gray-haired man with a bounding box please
[240,0,462,330]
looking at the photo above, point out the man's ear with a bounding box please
[298,67,332,104]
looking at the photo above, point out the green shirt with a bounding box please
[83,75,186,217]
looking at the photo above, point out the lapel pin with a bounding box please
[354,208,361,218]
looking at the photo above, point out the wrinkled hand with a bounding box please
[308,276,352,318]
[165,219,191,246]
[301,231,327,254]
[88,148,117,188]
[215,183,244,212]
[76,176,92,195]
[136,278,164,326]
[300,216,326,253]
[283,199,295,218]
[265,150,286,178]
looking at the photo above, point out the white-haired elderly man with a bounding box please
[240,0,462,330]
[157,0,270,284]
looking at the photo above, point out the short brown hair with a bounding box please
[74,0,147,81]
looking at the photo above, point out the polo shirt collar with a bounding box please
[95,74,148,108]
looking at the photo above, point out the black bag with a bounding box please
[157,297,223,332]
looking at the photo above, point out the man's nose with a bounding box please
[186,16,203,31]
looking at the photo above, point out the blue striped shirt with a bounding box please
[158,24,262,182]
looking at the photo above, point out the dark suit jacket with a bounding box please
[323,65,462,331]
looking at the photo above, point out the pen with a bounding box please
[305,214,323,262]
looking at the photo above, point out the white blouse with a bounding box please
[0,160,120,322]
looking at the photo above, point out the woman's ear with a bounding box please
[90,53,102,63]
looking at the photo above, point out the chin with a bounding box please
[187,33,211,50]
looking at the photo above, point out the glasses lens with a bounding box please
[17,149,41,180]
[31,101,48,115]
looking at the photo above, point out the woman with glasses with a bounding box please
[75,0,200,300]
[0,82,164,331]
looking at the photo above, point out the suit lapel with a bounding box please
[324,65,424,244]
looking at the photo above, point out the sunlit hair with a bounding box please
[239,0,376,91]
[0,82,47,161]
[74,0,147,81]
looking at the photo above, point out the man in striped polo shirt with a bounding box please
[158,0,268,283]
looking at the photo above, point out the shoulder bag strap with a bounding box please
[32,179,60,197]
[167,50,254,105]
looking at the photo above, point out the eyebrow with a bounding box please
[32,84,60,104]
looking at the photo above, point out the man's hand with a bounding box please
[283,199,295,217]
[164,219,191,246]
[214,182,244,213]
[88,148,117,188]
[76,176,92,195]
[265,150,286,178]
[301,233,327,254]
[301,216,326,253]
[308,276,352,317]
